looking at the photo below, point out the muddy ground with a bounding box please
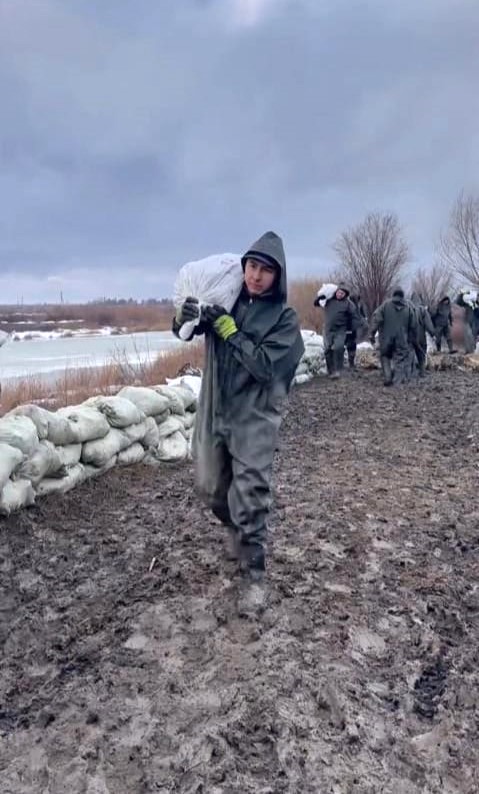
[1,370,479,793]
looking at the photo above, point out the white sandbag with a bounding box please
[166,376,202,404]
[57,405,110,443]
[294,373,314,385]
[157,416,187,439]
[0,443,24,490]
[181,412,196,430]
[122,421,148,445]
[315,283,338,308]
[156,430,189,463]
[173,253,243,340]
[142,416,160,449]
[154,409,171,426]
[81,428,130,468]
[14,405,83,446]
[36,464,86,496]
[295,361,310,376]
[18,440,66,485]
[117,386,170,417]
[85,395,145,428]
[83,457,117,480]
[461,290,478,308]
[357,341,373,350]
[152,385,186,416]
[0,415,39,456]
[0,478,35,514]
[56,443,82,468]
[12,404,49,440]
[117,443,145,466]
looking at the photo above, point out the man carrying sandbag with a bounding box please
[430,296,456,354]
[370,287,418,386]
[314,283,358,378]
[173,231,304,617]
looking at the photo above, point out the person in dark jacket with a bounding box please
[173,232,304,617]
[345,294,367,369]
[314,283,357,378]
[455,291,478,353]
[410,292,436,376]
[430,296,456,354]
[370,287,418,386]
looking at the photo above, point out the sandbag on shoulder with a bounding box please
[0,415,39,456]
[85,395,145,428]
[0,443,24,490]
[117,443,145,466]
[0,479,35,515]
[18,440,66,485]
[117,386,169,417]
[57,405,110,443]
[81,428,130,468]
[12,404,80,445]
[36,464,86,496]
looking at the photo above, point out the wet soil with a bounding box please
[1,371,479,793]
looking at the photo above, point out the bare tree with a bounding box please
[333,212,409,317]
[440,191,479,285]
[411,262,456,311]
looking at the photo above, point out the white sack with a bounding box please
[142,416,160,449]
[85,395,145,428]
[0,478,35,514]
[117,443,145,466]
[173,253,243,340]
[152,385,186,416]
[166,375,202,402]
[81,428,130,468]
[315,283,338,308]
[0,415,39,456]
[157,416,187,439]
[461,290,478,308]
[12,404,49,440]
[181,412,196,430]
[117,386,170,417]
[56,443,82,468]
[357,341,373,350]
[123,421,148,445]
[83,457,117,480]
[36,464,86,496]
[13,404,81,446]
[57,405,110,443]
[0,443,24,490]
[294,373,314,385]
[18,440,66,485]
[155,430,189,463]
[153,409,171,426]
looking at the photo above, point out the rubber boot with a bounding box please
[381,356,393,386]
[325,350,334,376]
[335,348,345,374]
[348,351,356,369]
[224,527,241,561]
[237,545,266,618]
[447,340,457,354]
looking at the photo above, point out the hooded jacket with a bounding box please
[370,292,418,352]
[177,231,304,499]
[410,292,435,339]
[431,296,453,330]
[322,283,358,334]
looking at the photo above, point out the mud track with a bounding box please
[1,371,479,793]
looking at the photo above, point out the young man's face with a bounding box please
[335,289,346,300]
[244,258,277,296]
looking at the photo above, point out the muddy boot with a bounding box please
[325,350,334,376]
[380,356,393,387]
[335,348,345,374]
[347,351,356,369]
[237,569,266,618]
[447,342,457,354]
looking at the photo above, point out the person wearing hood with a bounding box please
[455,290,478,353]
[345,293,367,369]
[430,296,456,354]
[173,232,304,617]
[369,287,418,386]
[409,292,436,377]
[314,283,357,378]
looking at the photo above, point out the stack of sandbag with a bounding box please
[0,379,200,514]
[355,341,379,370]
[293,330,326,384]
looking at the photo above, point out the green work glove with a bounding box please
[213,314,238,340]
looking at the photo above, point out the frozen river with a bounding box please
[0,331,185,382]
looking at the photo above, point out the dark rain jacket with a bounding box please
[370,294,418,355]
[173,232,304,540]
[323,285,359,335]
[410,292,435,345]
[431,297,453,330]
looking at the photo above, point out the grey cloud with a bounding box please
[0,0,478,300]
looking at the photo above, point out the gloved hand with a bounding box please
[203,305,238,340]
[313,295,325,307]
[176,297,200,324]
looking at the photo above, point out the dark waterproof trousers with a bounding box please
[463,323,476,354]
[412,330,427,373]
[345,330,357,366]
[380,340,415,385]
[209,426,275,571]
[324,329,347,374]
[435,326,453,352]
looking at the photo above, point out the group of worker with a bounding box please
[314,283,476,386]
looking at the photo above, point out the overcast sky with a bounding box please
[1,0,478,303]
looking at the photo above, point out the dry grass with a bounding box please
[0,343,204,416]
[289,277,326,332]
[0,302,174,333]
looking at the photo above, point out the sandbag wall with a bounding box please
[0,378,200,515]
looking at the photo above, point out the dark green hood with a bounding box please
[241,231,287,302]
